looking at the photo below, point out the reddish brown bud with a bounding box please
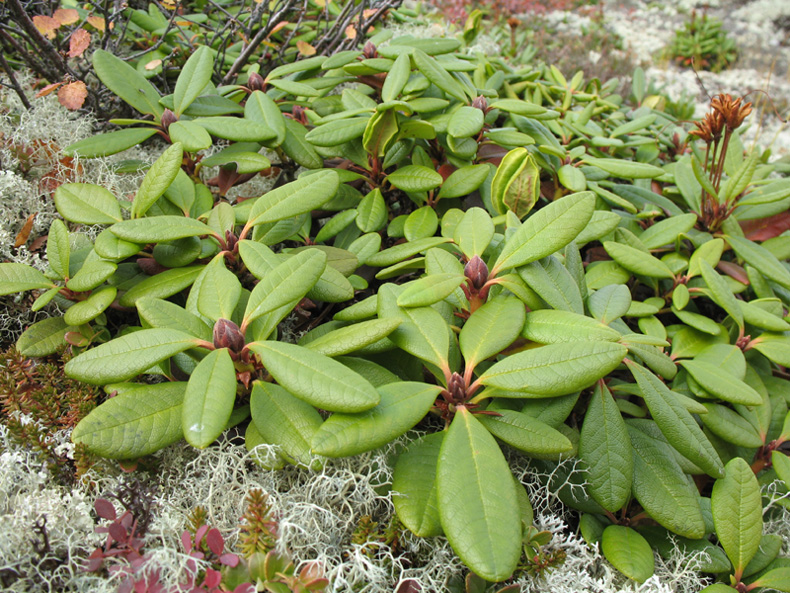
[447,372,467,403]
[160,108,178,131]
[247,71,265,93]
[213,318,245,353]
[363,41,377,59]
[472,95,488,112]
[464,255,489,290]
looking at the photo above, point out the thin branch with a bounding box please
[0,51,32,109]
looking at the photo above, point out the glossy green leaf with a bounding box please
[437,407,521,582]
[65,260,117,292]
[381,52,411,102]
[92,49,163,117]
[64,286,117,326]
[493,191,595,273]
[588,284,631,324]
[312,382,442,457]
[303,318,401,357]
[247,341,379,413]
[192,117,276,142]
[365,237,451,267]
[243,249,326,327]
[173,45,213,116]
[71,382,185,458]
[604,242,674,278]
[110,216,214,243]
[700,403,763,448]
[245,91,286,146]
[54,183,122,224]
[640,213,697,249]
[448,105,484,138]
[65,329,200,384]
[688,238,724,277]
[64,128,158,157]
[305,117,370,147]
[397,273,465,308]
[168,120,213,152]
[438,165,490,200]
[46,219,70,279]
[392,432,444,537]
[137,297,211,340]
[478,409,571,455]
[94,229,142,261]
[413,49,468,101]
[751,334,790,367]
[772,450,790,488]
[250,382,324,469]
[0,263,54,295]
[460,297,525,369]
[246,170,339,227]
[679,360,762,405]
[491,147,540,218]
[712,457,763,574]
[583,156,664,179]
[726,235,790,290]
[628,424,706,538]
[479,341,627,396]
[602,526,654,582]
[197,257,242,322]
[356,189,388,232]
[131,142,183,218]
[522,310,620,344]
[281,118,323,169]
[628,361,724,477]
[579,382,633,511]
[16,317,77,357]
[387,165,443,192]
[118,266,203,307]
[453,207,494,258]
[182,348,236,448]
[751,568,790,592]
[700,260,743,328]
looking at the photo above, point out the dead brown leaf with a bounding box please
[14,213,37,248]
[57,81,88,110]
[68,28,91,58]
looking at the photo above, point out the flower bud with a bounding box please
[464,255,489,291]
[363,41,377,59]
[472,95,488,112]
[247,71,265,92]
[213,318,245,353]
[447,372,467,403]
[160,108,177,131]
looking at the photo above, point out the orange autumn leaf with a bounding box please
[144,59,162,70]
[35,82,64,98]
[268,20,289,37]
[33,15,60,40]
[14,213,37,248]
[345,24,357,40]
[87,16,105,32]
[68,28,91,58]
[296,40,316,56]
[53,8,79,25]
[58,81,88,110]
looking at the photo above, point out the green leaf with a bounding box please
[245,91,286,146]
[94,229,142,261]
[64,329,199,384]
[522,309,620,344]
[751,334,790,366]
[66,260,117,293]
[460,297,525,369]
[197,257,242,322]
[700,260,744,328]
[387,165,443,192]
[243,249,326,328]
[247,341,379,413]
[54,183,122,224]
[182,348,236,448]
[246,170,339,227]
[17,317,76,357]
[110,216,214,243]
[601,526,654,582]
[0,263,54,295]
[356,189,388,232]
[173,45,213,116]
[281,118,323,169]
[491,147,540,218]
[63,286,117,325]
[751,568,790,592]
[404,206,439,242]
[773,450,790,488]
[365,237,451,267]
[137,297,212,340]
[266,55,326,79]
[583,156,664,179]
[168,121,213,152]
[679,360,762,405]
[438,165,490,200]
[312,382,442,457]
[700,403,763,448]
[489,98,548,116]
[579,382,633,511]
[479,341,627,396]
[192,117,276,142]
[640,213,697,249]
[397,273,465,308]
[302,318,401,357]
[118,266,203,307]
[132,143,184,218]
[64,128,158,157]
[392,432,444,537]
[448,105,484,138]
[250,381,324,469]
[493,191,595,273]
[726,235,790,290]
[437,407,521,582]
[413,49,468,101]
[604,242,674,278]
[478,409,572,455]
[71,382,185,458]
[712,457,763,574]
[306,117,371,147]
[628,361,724,478]
[92,49,162,118]
[453,206,494,258]
[588,284,631,324]
[628,424,706,538]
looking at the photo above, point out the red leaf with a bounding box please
[233,585,256,593]
[181,530,193,553]
[108,522,128,544]
[206,528,224,555]
[437,163,456,181]
[717,260,749,284]
[69,29,91,58]
[203,568,221,588]
[14,213,37,248]
[195,524,209,546]
[740,211,790,242]
[94,498,117,520]
[57,81,88,110]
[219,553,240,567]
[85,548,105,572]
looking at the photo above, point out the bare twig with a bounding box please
[0,50,32,109]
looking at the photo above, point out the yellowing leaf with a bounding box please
[345,24,357,40]
[53,8,79,25]
[57,81,88,110]
[145,59,162,71]
[87,16,106,32]
[297,40,316,56]
[68,28,91,58]
[33,15,60,39]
